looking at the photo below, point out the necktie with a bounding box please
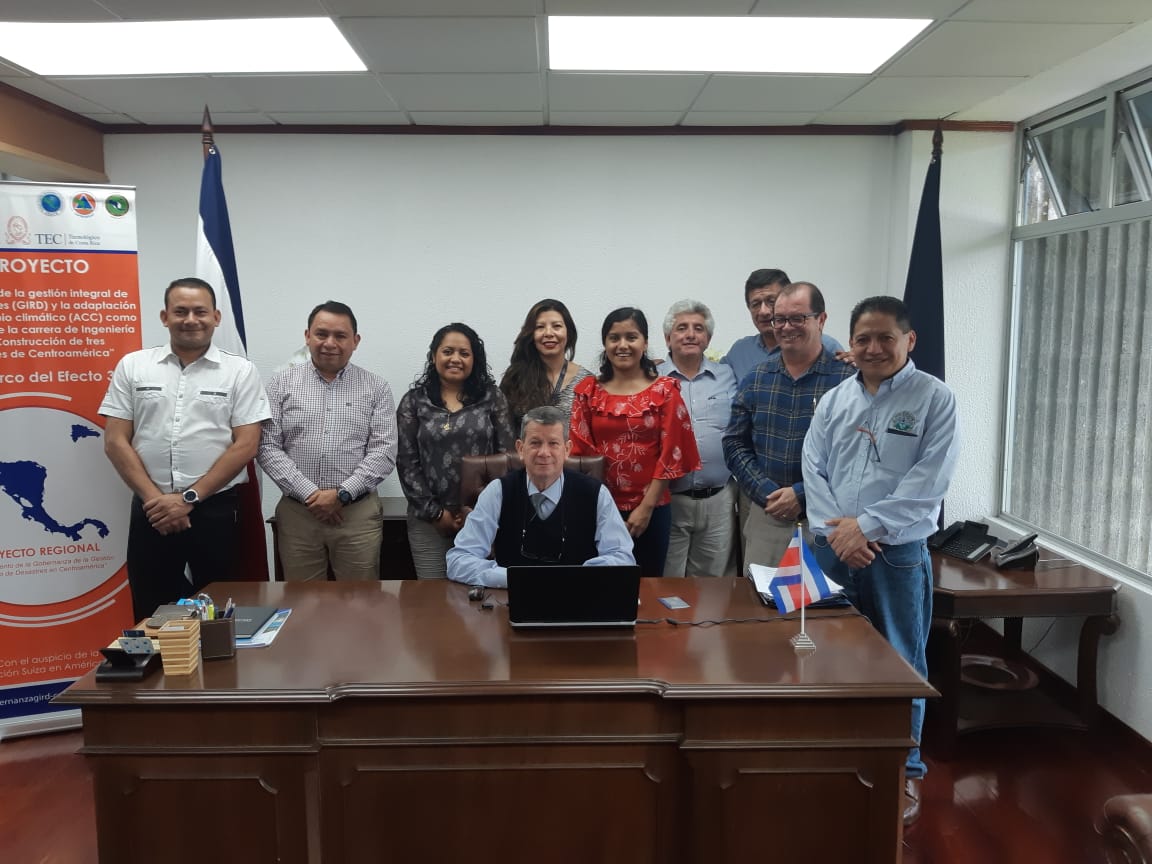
[531,492,548,520]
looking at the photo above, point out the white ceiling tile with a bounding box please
[380,73,543,111]
[328,0,539,14]
[0,1,117,21]
[117,111,276,124]
[693,75,868,112]
[82,113,143,124]
[810,111,914,124]
[549,111,685,125]
[954,0,1152,24]
[750,0,964,15]
[410,111,544,124]
[835,76,1027,113]
[265,111,410,124]
[681,111,817,126]
[548,73,706,111]
[956,17,1152,122]
[45,76,253,113]
[341,17,540,74]
[96,0,326,18]
[215,74,399,112]
[884,22,1130,77]
[546,0,751,12]
[2,78,116,113]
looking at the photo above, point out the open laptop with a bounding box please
[506,564,642,629]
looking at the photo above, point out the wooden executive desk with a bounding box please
[59,578,932,864]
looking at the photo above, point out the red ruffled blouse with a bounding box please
[569,375,702,511]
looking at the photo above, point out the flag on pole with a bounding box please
[767,527,840,613]
[196,109,268,581]
[902,125,945,382]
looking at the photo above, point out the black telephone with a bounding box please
[991,532,1039,570]
[927,520,1000,562]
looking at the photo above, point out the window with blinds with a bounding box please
[1008,70,1152,578]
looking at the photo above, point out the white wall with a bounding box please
[106,130,900,502]
[105,129,1152,740]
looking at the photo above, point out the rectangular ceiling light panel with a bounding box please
[0,18,365,75]
[548,16,932,74]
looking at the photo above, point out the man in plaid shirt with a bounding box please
[259,301,397,581]
[722,282,852,570]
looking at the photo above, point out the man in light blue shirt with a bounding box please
[724,267,844,384]
[657,300,738,577]
[802,295,959,828]
[447,405,634,588]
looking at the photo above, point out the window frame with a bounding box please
[1004,65,1152,585]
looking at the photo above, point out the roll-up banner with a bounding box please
[0,181,139,737]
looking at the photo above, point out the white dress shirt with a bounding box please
[99,344,269,493]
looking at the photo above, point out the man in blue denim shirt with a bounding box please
[802,295,959,828]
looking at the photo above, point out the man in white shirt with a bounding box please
[100,278,270,619]
[447,405,634,588]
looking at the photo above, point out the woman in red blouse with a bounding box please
[570,307,701,576]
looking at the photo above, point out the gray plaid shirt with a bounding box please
[258,361,398,502]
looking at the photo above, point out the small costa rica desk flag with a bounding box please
[767,526,842,651]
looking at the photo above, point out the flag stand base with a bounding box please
[790,632,816,652]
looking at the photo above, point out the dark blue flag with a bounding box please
[903,127,944,381]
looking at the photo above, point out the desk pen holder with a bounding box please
[200,617,236,660]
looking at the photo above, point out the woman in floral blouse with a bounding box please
[570,307,701,576]
[397,323,515,579]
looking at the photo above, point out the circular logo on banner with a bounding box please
[39,193,63,216]
[0,408,129,606]
[4,216,30,245]
[71,193,97,217]
[104,195,130,218]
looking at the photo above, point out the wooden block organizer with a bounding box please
[156,618,201,676]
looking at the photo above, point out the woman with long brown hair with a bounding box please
[499,299,591,427]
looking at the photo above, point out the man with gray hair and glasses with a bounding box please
[657,299,738,576]
[447,405,634,588]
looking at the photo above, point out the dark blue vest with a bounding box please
[492,469,600,567]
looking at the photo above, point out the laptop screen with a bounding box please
[506,564,642,628]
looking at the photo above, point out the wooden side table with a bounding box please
[927,550,1119,757]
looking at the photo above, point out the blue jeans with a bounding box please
[812,536,933,779]
[623,503,671,576]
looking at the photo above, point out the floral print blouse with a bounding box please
[396,385,515,520]
[569,375,701,512]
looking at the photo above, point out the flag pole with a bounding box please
[202,105,214,159]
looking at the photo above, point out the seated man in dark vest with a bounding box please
[447,405,634,587]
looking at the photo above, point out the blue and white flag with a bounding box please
[196,141,247,355]
[195,137,268,581]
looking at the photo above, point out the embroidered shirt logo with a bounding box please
[887,410,919,436]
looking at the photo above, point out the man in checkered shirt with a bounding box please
[722,282,853,571]
[258,301,397,581]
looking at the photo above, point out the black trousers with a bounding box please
[126,488,240,621]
